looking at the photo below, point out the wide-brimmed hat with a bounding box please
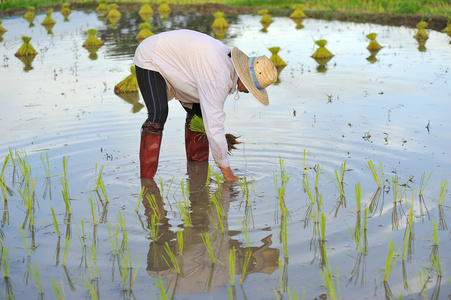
[231,47,277,106]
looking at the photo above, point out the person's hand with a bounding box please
[220,166,238,181]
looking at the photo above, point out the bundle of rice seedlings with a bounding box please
[366,33,382,51]
[258,9,273,24]
[61,3,72,19]
[311,39,334,59]
[268,47,287,69]
[139,1,154,17]
[136,22,154,42]
[212,11,229,29]
[114,66,139,95]
[414,20,428,40]
[189,115,241,155]
[290,4,306,19]
[444,18,451,37]
[83,29,104,48]
[41,9,56,25]
[96,0,108,15]
[15,36,37,57]
[158,2,171,14]
[107,4,122,19]
[0,20,6,35]
[23,7,35,23]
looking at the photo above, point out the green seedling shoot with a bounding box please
[355,181,361,213]
[177,229,184,255]
[419,170,433,196]
[201,231,215,264]
[51,207,61,237]
[227,246,236,286]
[367,160,381,188]
[438,179,448,206]
[382,237,400,282]
[163,241,182,275]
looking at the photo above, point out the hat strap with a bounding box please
[249,57,263,90]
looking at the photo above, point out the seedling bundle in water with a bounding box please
[139,1,154,17]
[96,0,108,15]
[114,66,139,94]
[83,29,104,48]
[189,115,241,154]
[212,11,229,29]
[258,9,273,24]
[290,4,307,19]
[366,33,383,51]
[136,22,154,42]
[312,39,334,59]
[41,9,56,25]
[268,47,287,69]
[107,4,122,19]
[0,20,6,36]
[15,36,37,57]
[61,3,72,20]
[23,7,35,24]
[414,20,429,40]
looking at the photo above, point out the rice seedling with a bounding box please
[176,229,184,255]
[319,244,341,300]
[414,20,429,40]
[431,252,442,277]
[258,9,273,24]
[18,186,34,227]
[23,6,36,23]
[392,175,401,203]
[40,152,51,178]
[88,197,97,226]
[136,22,154,42]
[280,209,289,258]
[29,262,44,294]
[41,9,56,25]
[419,170,433,196]
[163,241,182,275]
[238,217,251,248]
[332,169,345,197]
[274,156,290,212]
[355,182,361,213]
[51,278,66,300]
[19,226,31,256]
[114,66,139,94]
[320,212,326,242]
[149,214,160,242]
[366,33,383,50]
[438,179,448,206]
[238,175,254,204]
[62,235,71,266]
[240,250,252,285]
[290,4,307,19]
[406,191,415,234]
[201,231,215,264]
[268,47,287,69]
[1,247,10,278]
[227,247,236,286]
[0,155,12,201]
[431,220,439,246]
[382,237,400,282]
[15,36,38,58]
[175,181,192,227]
[367,160,382,188]
[118,251,130,291]
[212,11,229,28]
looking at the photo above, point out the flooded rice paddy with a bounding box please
[0,6,451,299]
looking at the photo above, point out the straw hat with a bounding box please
[231,47,277,106]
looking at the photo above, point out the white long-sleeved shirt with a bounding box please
[133,29,238,169]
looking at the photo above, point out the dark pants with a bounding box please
[135,65,203,124]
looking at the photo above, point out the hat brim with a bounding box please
[231,47,269,106]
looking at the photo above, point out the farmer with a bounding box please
[133,29,278,181]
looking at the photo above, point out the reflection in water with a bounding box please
[141,162,279,295]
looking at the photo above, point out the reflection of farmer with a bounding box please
[134,29,278,181]
[141,162,279,295]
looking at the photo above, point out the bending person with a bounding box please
[134,29,277,181]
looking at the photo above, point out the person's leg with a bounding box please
[181,103,209,162]
[136,65,168,178]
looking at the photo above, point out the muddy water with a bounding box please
[0,8,450,299]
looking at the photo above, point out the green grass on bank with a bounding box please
[0,0,450,16]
